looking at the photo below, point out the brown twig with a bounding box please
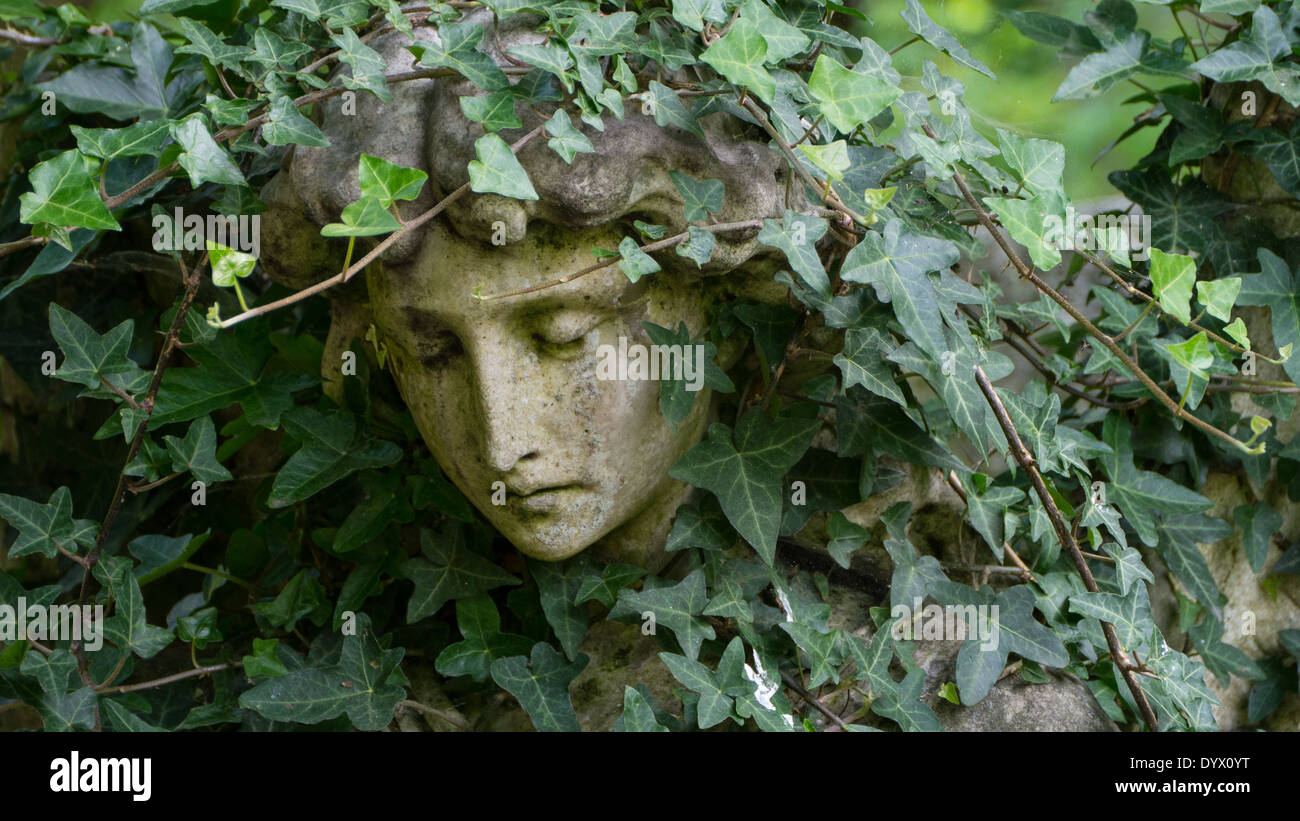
[95,662,236,695]
[779,670,848,730]
[974,365,1160,731]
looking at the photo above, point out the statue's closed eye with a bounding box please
[414,331,463,369]
[531,310,603,358]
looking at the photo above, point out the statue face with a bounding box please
[369,218,711,562]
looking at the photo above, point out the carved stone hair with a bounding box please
[259,10,812,287]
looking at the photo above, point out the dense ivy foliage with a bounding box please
[1,0,1298,732]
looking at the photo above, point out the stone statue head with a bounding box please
[261,11,803,566]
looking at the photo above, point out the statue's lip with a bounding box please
[506,482,580,498]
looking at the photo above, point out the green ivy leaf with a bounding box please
[435,595,534,682]
[1149,248,1196,325]
[1189,7,1300,106]
[1235,501,1283,573]
[757,211,830,296]
[240,612,405,731]
[574,564,645,608]
[1101,416,1214,547]
[268,407,402,508]
[321,196,403,238]
[1053,31,1145,100]
[659,650,734,729]
[544,109,594,163]
[1103,543,1154,596]
[531,557,594,661]
[669,410,820,564]
[996,129,1065,199]
[1196,277,1242,323]
[618,685,669,731]
[70,121,171,161]
[467,134,538,200]
[93,556,174,660]
[164,416,233,485]
[357,154,428,207]
[615,569,715,661]
[901,0,994,78]
[870,668,943,731]
[263,95,330,147]
[840,219,958,361]
[460,91,523,132]
[1238,248,1300,384]
[807,54,900,135]
[48,303,144,391]
[171,115,246,188]
[676,225,716,267]
[19,150,119,231]
[0,486,95,559]
[617,236,661,283]
[252,568,328,631]
[490,642,587,732]
[668,170,723,222]
[700,19,776,103]
[401,527,520,622]
[331,27,393,101]
[410,22,509,91]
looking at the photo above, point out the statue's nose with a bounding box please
[468,336,542,474]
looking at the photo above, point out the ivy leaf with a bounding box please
[1149,248,1196,325]
[996,129,1065,199]
[779,622,842,687]
[1241,120,1300,199]
[174,17,250,70]
[646,80,705,139]
[19,151,119,231]
[410,22,509,91]
[507,42,573,85]
[21,648,77,694]
[1237,248,1300,384]
[825,512,870,568]
[1188,617,1265,688]
[93,556,174,660]
[1101,416,1214,546]
[840,219,958,361]
[617,236,660,283]
[676,225,716,267]
[1108,168,1230,256]
[48,303,142,390]
[544,109,594,163]
[700,19,776,103]
[834,327,905,406]
[619,685,669,731]
[739,0,809,62]
[984,193,1066,271]
[669,410,821,564]
[467,134,538,201]
[164,416,233,485]
[320,196,403,238]
[797,140,850,180]
[1155,514,1230,616]
[1054,31,1145,100]
[252,568,328,632]
[268,407,402,508]
[269,0,366,28]
[1189,6,1300,106]
[435,595,534,682]
[962,478,1025,560]
[490,642,587,732]
[460,91,523,132]
[357,154,427,207]
[615,569,715,661]
[1235,501,1283,573]
[37,687,98,732]
[659,651,734,729]
[835,389,966,473]
[1196,277,1242,324]
[531,557,594,661]
[575,564,645,608]
[239,613,405,731]
[1068,583,1156,654]
[171,115,246,188]
[996,584,1069,668]
[703,578,754,622]
[871,669,943,731]
[807,54,900,135]
[401,527,520,622]
[331,27,392,101]
[0,486,94,559]
[757,211,830,296]
[900,0,994,78]
[208,241,256,288]
[670,0,727,32]
[668,170,723,221]
[333,471,414,554]
[242,638,288,679]
[884,537,947,609]
[70,121,171,161]
[35,24,178,120]
[262,95,330,148]
[1103,543,1154,596]
[149,321,312,430]
[249,28,312,71]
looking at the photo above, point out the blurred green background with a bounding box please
[76,0,1181,200]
